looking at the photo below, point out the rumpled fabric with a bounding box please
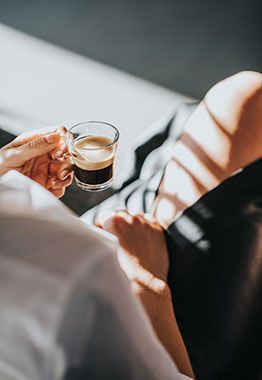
[0,171,190,380]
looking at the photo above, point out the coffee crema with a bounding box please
[72,135,115,185]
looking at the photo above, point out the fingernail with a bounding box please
[46,133,59,144]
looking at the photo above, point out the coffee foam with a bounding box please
[73,135,115,170]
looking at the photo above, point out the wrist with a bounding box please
[128,264,169,295]
[131,276,171,307]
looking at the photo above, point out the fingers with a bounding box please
[9,125,66,151]
[48,173,73,190]
[142,213,156,223]
[47,151,73,198]
[57,126,67,135]
[30,155,50,187]
[47,160,73,197]
[19,132,61,161]
[97,210,133,237]
[3,126,69,174]
[96,210,130,227]
[2,133,61,170]
[49,159,73,180]
[51,144,68,160]
[8,127,58,148]
[95,210,117,228]
[29,152,73,194]
[50,127,68,160]
[97,209,159,234]
[50,187,65,198]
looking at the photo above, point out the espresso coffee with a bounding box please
[72,135,115,185]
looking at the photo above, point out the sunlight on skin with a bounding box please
[154,158,203,228]
[154,198,176,230]
[172,142,223,189]
[153,121,227,229]
[153,101,231,228]
[204,71,262,172]
[118,249,167,294]
[0,126,72,197]
[182,103,231,172]
[153,71,262,228]
[204,71,262,135]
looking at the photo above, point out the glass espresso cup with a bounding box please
[67,121,119,191]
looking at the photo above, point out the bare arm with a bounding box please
[135,281,194,378]
[98,211,194,378]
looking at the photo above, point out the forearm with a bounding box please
[133,280,194,378]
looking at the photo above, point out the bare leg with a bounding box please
[153,71,262,228]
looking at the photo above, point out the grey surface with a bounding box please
[0,0,261,98]
[0,128,15,147]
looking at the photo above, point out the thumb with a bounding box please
[20,132,60,160]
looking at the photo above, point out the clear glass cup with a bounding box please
[66,121,119,191]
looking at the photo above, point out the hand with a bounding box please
[97,210,194,378]
[97,211,169,292]
[0,127,73,198]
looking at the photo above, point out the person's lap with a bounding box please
[153,71,262,378]
[98,71,262,378]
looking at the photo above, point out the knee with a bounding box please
[206,70,261,104]
[227,71,262,99]
[234,70,262,87]
[204,71,262,133]
[232,70,262,85]
[202,71,262,169]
